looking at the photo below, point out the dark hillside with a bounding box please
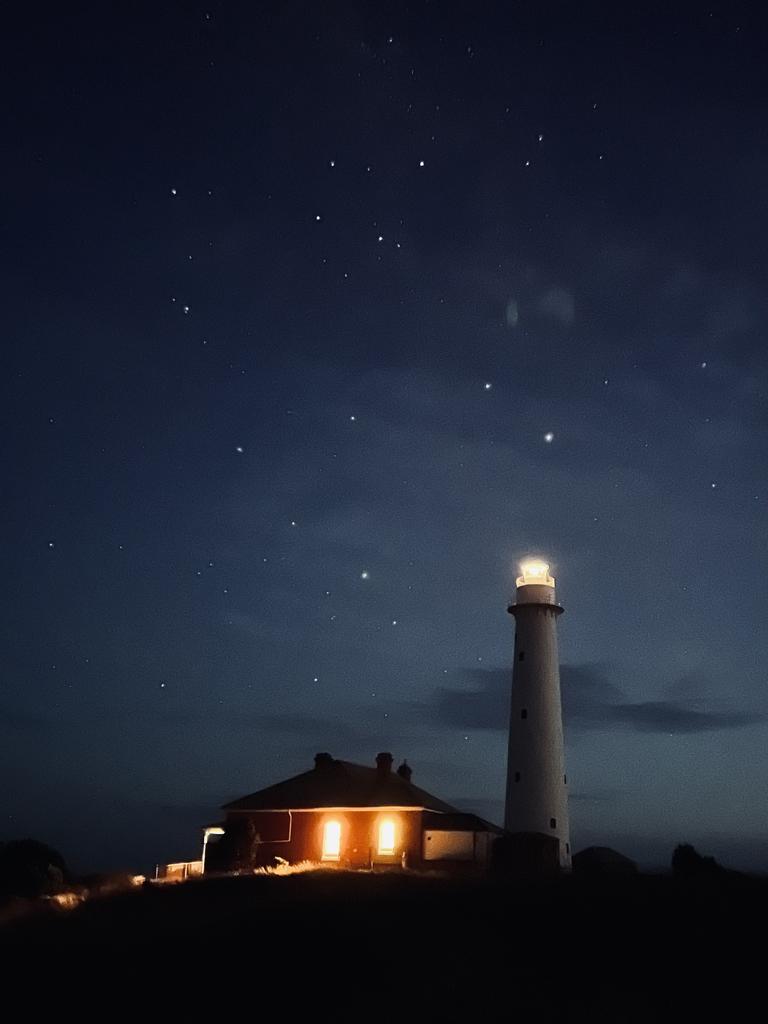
[1,870,764,1017]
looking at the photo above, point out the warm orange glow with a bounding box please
[322,819,342,860]
[378,818,396,855]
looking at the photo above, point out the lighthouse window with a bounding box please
[518,651,525,661]
[550,818,557,829]
[521,709,527,719]
[564,774,567,784]
[514,772,520,782]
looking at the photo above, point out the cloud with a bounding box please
[537,286,575,325]
[425,664,765,735]
[430,669,509,729]
[599,702,761,733]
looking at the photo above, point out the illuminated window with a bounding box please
[322,820,341,860]
[378,819,396,856]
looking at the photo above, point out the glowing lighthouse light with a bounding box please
[516,559,555,588]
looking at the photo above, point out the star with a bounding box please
[419,160,425,167]
[235,446,244,453]
[360,570,369,580]
[484,382,492,390]
[170,188,177,196]
[544,432,554,443]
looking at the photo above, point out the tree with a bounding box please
[0,838,69,899]
[671,843,723,879]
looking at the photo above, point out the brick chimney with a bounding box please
[375,751,393,778]
[396,760,412,782]
[314,752,334,770]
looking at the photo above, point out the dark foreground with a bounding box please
[1,869,764,1018]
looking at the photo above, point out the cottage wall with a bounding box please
[217,808,425,870]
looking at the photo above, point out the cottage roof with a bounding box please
[223,757,460,813]
[422,809,503,834]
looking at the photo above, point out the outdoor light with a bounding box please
[201,826,225,874]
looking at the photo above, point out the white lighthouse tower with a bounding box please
[504,559,571,869]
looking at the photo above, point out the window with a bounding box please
[550,818,557,829]
[378,818,396,856]
[322,820,341,861]
[563,774,567,784]
[514,771,521,782]
[521,708,527,719]
[518,651,525,661]
[566,843,570,855]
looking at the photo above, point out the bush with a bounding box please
[0,838,69,900]
[671,843,724,879]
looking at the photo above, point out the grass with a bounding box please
[1,868,764,1017]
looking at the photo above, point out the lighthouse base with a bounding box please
[491,831,565,878]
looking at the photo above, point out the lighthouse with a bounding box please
[504,559,571,869]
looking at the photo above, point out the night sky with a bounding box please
[3,3,767,873]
